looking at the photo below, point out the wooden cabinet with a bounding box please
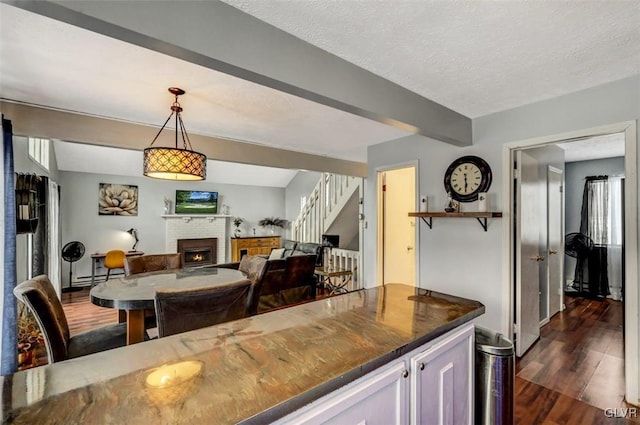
[231,236,281,262]
[275,323,474,425]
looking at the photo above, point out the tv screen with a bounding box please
[175,190,218,214]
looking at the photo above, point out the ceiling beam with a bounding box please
[9,0,472,147]
[2,101,367,177]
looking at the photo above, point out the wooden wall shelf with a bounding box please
[408,212,503,231]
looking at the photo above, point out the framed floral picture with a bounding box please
[98,183,138,216]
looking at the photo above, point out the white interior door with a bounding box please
[382,167,416,286]
[515,150,542,357]
[547,167,564,317]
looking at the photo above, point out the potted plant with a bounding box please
[233,217,244,238]
[259,217,287,235]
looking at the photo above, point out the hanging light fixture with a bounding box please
[143,87,206,181]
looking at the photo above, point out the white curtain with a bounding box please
[47,180,62,299]
[607,177,624,300]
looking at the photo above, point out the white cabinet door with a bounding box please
[410,324,474,425]
[277,360,409,425]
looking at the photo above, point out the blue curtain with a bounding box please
[2,115,17,375]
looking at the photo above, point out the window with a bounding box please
[587,177,623,246]
[28,137,49,171]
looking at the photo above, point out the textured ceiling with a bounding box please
[224,0,640,118]
[559,133,625,163]
[1,0,637,183]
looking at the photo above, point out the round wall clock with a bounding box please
[443,155,492,202]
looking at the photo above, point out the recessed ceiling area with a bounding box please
[52,141,299,188]
[0,3,410,163]
[558,133,625,163]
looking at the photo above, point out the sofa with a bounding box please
[214,251,319,313]
[280,239,324,267]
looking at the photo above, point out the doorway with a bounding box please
[376,164,417,286]
[504,120,638,403]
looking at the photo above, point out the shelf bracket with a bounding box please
[476,217,488,232]
[420,217,432,229]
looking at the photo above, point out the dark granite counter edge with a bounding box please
[240,304,485,425]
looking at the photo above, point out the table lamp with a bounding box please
[126,228,139,252]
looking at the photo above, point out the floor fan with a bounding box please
[564,232,593,294]
[62,241,85,292]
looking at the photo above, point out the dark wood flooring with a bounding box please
[516,295,639,424]
[31,289,639,423]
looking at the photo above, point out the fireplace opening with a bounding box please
[178,238,218,268]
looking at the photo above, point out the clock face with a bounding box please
[444,156,492,202]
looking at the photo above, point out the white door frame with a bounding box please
[501,120,638,404]
[376,161,420,287]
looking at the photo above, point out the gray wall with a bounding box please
[365,74,639,333]
[284,170,322,239]
[564,156,625,282]
[58,171,285,284]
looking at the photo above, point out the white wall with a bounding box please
[284,170,322,239]
[365,74,640,334]
[58,171,285,285]
[13,136,59,284]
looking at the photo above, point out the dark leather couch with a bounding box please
[281,240,324,267]
[214,253,318,314]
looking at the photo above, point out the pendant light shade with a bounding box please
[143,88,206,181]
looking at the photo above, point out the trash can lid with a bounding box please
[475,326,514,356]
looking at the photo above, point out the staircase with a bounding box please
[292,173,363,290]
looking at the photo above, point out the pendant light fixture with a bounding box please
[143,87,206,181]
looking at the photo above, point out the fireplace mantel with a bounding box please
[162,214,231,223]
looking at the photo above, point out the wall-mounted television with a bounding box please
[175,190,218,214]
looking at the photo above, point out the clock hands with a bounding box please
[464,173,468,194]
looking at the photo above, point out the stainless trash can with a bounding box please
[475,326,514,425]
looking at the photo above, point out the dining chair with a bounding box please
[154,278,253,338]
[13,275,128,364]
[104,249,126,281]
[124,253,181,276]
[238,255,268,315]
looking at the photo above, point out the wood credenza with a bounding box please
[231,236,281,262]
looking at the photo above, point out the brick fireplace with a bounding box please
[178,238,218,267]
[164,215,229,264]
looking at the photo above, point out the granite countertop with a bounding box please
[2,284,484,425]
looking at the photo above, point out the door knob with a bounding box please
[407,246,414,251]
[530,255,545,261]
[549,249,558,255]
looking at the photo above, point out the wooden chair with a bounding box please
[124,253,181,276]
[154,278,254,338]
[13,275,127,364]
[104,249,126,281]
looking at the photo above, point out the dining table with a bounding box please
[90,266,246,345]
